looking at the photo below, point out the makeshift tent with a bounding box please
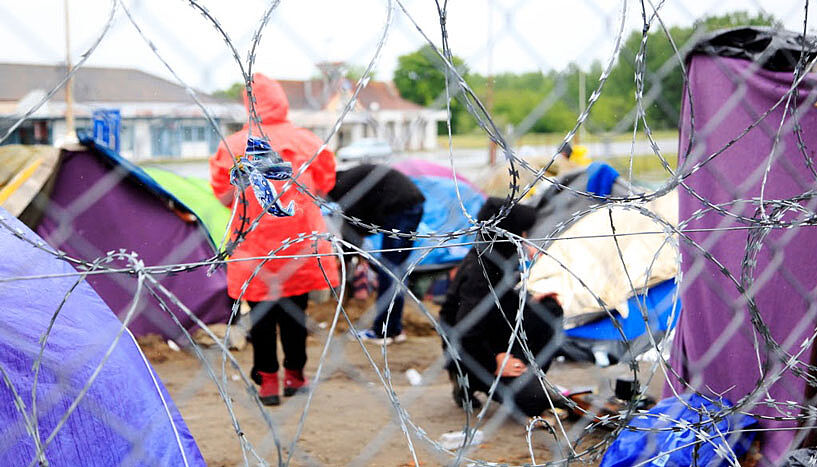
[0,206,204,465]
[20,133,231,340]
[364,159,485,270]
[527,188,678,319]
[601,394,756,466]
[142,167,231,245]
[525,163,680,363]
[392,159,481,193]
[527,164,633,241]
[0,144,59,217]
[666,27,817,463]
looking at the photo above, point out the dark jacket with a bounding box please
[439,199,563,387]
[328,164,425,240]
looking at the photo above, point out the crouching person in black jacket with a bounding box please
[439,197,564,418]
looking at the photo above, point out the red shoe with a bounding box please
[257,371,280,406]
[283,368,309,397]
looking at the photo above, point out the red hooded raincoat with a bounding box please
[210,74,339,302]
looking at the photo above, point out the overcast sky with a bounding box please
[0,0,813,93]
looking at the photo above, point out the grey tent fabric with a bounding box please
[690,26,817,72]
[527,168,631,243]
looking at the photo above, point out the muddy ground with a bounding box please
[141,298,667,466]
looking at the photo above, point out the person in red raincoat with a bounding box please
[210,73,339,406]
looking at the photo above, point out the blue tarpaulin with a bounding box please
[601,393,756,466]
[566,279,681,341]
[365,175,485,270]
[586,161,620,197]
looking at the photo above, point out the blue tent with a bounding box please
[0,207,204,465]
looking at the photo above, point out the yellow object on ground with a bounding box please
[569,145,591,166]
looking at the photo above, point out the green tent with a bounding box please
[142,167,230,245]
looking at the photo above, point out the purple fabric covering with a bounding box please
[0,207,204,465]
[666,55,817,463]
[392,159,483,193]
[35,147,231,340]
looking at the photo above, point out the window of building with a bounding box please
[182,125,207,142]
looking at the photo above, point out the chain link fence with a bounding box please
[2,0,817,465]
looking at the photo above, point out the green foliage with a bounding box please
[343,64,371,81]
[391,11,778,135]
[393,45,471,132]
[393,45,468,107]
[584,10,778,130]
[212,82,244,102]
[586,95,632,131]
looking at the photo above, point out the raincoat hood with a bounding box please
[243,73,289,124]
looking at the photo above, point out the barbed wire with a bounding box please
[3,0,817,465]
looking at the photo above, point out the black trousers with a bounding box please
[248,294,309,380]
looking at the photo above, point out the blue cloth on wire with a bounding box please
[586,161,620,197]
[601,393,756,467]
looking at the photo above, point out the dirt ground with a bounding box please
[141,298,667,466]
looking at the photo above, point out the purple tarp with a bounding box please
[0,206,204,465]
[34,144,231,340]
[392,158,484,194]
[667,54,817,463]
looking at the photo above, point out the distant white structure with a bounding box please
[0,62,445,159]
[279,62,445,152]
[0,63,244,160]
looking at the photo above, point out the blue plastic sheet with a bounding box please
[601,394,756,466]
[566,279,681,341]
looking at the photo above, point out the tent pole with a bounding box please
[63,0,76,143]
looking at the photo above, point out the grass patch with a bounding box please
[437,130,678,149]
[604,153,678,182]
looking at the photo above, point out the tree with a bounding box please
[598,10,779,130]
[343,64,371,81]
[393,45,468,106]
[212,82,243,101]
[393,45,471,133]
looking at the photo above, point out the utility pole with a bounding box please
[64,0,76,143]
[578,68,586,144]
[487,0,496,165]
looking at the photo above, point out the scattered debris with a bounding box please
[438,430,485,450]
[191,323,248,350]
[405,368,422,386]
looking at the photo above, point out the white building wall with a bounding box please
[392,119,405,151]
[287,109,444,152]
[408,118,423,151]
[351,123,364,141]
[424,117,438,150]
[133,121,152,161]
[52,120,66,142]
[181,141,210,158]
